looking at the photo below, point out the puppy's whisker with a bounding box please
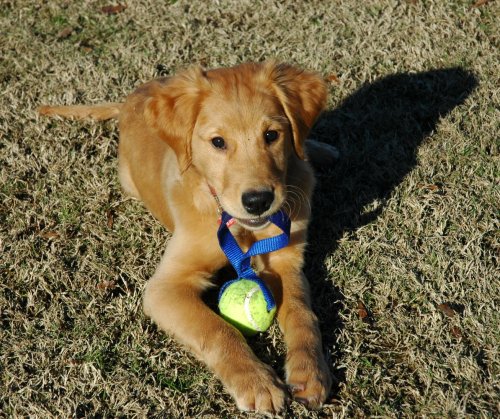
[290,185,311,215]
[285,190,299,214]
[287,194,300,219]
[283,201,293,219]
[286,185,308,208]
[284,189,298,217]
[285,184,311,219]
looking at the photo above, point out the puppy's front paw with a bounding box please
[224,362,289,413]
[285,348,331,409]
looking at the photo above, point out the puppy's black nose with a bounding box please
[242,190,274,216]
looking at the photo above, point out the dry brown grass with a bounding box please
[1,0,498,417]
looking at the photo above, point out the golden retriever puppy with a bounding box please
[39,61,332,413]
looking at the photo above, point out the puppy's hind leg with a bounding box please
[117,157,140,199]
[305,139,340,170]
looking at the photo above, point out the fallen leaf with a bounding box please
[450,326,463,338]
[97,280,116,291]
[418,183,443,192]
[357,300,369,321]
[79,40,94,52]
[57,27,73,39]
[101,4,127,15]
[326,74,340,84]
[437,303,457,318]
[107,209,115,229]
[417,183,446,196]
[40,231,60,239]
[471,0,490,8]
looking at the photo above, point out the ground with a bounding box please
[1,0,498,417]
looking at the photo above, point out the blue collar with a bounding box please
[217,209,291,311]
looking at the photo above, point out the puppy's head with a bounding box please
[146,62,327,230]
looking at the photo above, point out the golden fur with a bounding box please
[39,61,332,413]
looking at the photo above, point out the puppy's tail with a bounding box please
[38,103,123,121]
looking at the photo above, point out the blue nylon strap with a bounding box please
[217,209,291,312]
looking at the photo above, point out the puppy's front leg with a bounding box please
[143,234,288,413]
[265,231,332,409]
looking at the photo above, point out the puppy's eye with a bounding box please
[264,130,279,144]
[211,137,226,150]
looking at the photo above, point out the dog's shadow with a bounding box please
[304,67,478,396]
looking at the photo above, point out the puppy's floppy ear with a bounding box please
[144,67,208,171]
[267,62,328,160]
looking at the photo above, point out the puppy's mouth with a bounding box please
[234,216,271,230]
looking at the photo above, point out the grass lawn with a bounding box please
[1,0,498,417]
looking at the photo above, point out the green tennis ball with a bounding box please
[219,279,276,336]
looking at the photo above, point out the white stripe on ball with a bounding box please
[244,286,264,332]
